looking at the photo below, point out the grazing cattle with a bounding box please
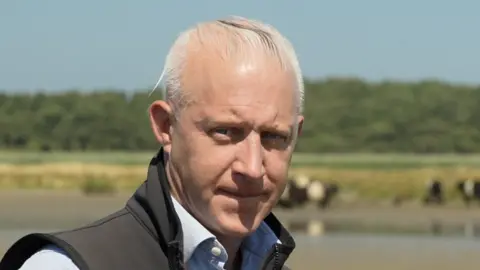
[277,174,311,209]
[307,180,339,209]
[423,178,444,205]
[457,178,480,206]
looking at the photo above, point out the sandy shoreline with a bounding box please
[1,190,479,226]
[1,190,480,270]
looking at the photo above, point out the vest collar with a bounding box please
[126,148,296,269]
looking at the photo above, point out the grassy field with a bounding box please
[0,151,479,202]
[2,151,480,168]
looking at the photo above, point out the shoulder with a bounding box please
[18,245,79,270]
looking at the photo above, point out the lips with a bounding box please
[217,188,267,198]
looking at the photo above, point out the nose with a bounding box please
[232,133,265,180]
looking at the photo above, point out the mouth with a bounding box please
[217,188,267,199]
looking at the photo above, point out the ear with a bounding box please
[296,115,304,137]
[149,100,174,152]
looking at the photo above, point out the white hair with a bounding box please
[151,16,305,115]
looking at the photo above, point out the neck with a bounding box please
[164,152,184,204]
[164,151,244,269]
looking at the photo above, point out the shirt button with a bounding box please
[211,246,222,257]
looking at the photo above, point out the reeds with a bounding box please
[0,162,475,200]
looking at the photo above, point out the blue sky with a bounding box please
[1,0,479,92]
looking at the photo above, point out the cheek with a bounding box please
[264,153,291,194]
[180,132,237,190]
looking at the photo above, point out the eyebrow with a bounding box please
[197,115,243,127]
[198,115,293,134]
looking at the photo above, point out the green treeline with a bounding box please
[1,78,480,153]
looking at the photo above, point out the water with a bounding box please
[1,191,479,269]
[284,218,480,238]
[288,233,480,270]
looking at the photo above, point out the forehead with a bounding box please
[182,54,297,125]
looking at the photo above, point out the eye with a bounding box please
[261,132,288,142]
[209,127,244,141]
[213,128,230,135]
[261,132,290,150]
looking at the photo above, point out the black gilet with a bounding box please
[0,149,296,270]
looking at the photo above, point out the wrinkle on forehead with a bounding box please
[228,104,288,131]
[193,103,294,134]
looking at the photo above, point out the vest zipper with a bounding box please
[262,244,280,270]
[273,244,280,270]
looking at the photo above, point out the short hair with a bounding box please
[151,16,304,115]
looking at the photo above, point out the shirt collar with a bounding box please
[170,196,216,262]
[170,196,281,264]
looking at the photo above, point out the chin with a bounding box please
[214,211,264,237]
[207,195,274,237]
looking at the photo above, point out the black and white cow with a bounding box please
[423,178,444,205]
[306,179,340,209]
[457,178,480,206]
[277,174,311,209]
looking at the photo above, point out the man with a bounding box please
[0,15,305,270]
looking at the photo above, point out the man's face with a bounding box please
[167,53,303,238]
